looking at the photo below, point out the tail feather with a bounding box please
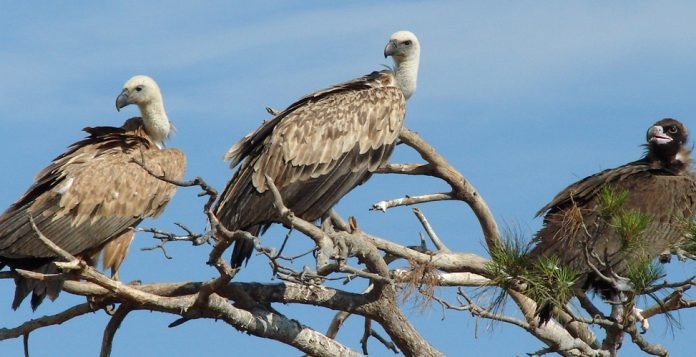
[536,302,554,325]
[230,225,263,268]
[11,264,63,310]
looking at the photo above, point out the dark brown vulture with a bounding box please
[0,75,186,309]
[214,31,420,267]
[528,118,696,322]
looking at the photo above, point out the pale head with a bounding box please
[115,75,171,145]
[383,31,420,100]
[116,75,163,111]
[384,31,420,65]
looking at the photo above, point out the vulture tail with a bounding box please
[12,264,63,310]
[536,302,553,325]
[230,225,267,268]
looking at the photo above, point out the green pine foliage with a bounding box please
[529,257,579,312]
[485,235,578,316]
[598,185,628,218]
[612,209,651,251]
[679,219,696,256]
[599,185,651,252]
[626,258,664,294]
[485,236,529,288]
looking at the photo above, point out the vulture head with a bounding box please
[384,30,420,63]
[116,75,171,145]
[384,30,420,100]
[116,75,164,111]
[646,118,690,167]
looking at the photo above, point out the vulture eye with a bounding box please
[668,126,678,134]
[135,85,144,92]
[403,40,412,46]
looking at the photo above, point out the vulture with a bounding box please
[0,75,185,309]
[528,118,696,322]
[215,31,420,267]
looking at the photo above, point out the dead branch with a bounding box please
[326,311,351,339]
[375,162,434,175]
[365,231,489,274]
[393,270,491,287]
[626,323,667,357]
[0,303,99,341]
[398,129,501,251]
[371,192,454,211]
[29,215,77,264]
[412,207,449,252]
[360,318,371,354]
[5,125,694,357]
[131,158,218,213]
[100,304,131,357]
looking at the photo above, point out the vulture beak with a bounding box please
[647,125,673,144]
[384,40,397,58]
[115,89,130,112]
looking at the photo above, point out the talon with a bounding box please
[630,306,649,333]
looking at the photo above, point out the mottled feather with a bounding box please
[215,71,405,267]
[0,117,185,308]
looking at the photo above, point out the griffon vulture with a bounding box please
[215,31,421,267]
[0,75,185,309]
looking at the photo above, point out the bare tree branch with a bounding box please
[398,129,501,251]
[5,126,694,357]
[412,207,449,252]
[375,162,434,176]
[372,192,454,211]
[100,304,131,357]
[0,303,99,341]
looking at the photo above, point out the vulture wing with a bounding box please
[0,119,185,308]
[215,72,405,266]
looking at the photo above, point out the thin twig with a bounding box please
[0,303,99,340]
[644,276,696,294]
[375,163,434,176]
[371,192,453,211]
[360,318,372,355]
[626,324,668,357]
[412,208,449,252]
[326,311,351,339]
[132,159,218,213]
[369,328,400,354]
[29,215,77,263]
[455,289,529,329]
[100,304,132,357]
[399,129,501,250]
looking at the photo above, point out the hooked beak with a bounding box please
[647,126,673,144]
[384,40,397,58]
[115,89,130,111]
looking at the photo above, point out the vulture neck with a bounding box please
[139,99,171,148]
[646,145,692,173]
[393,55,419,100]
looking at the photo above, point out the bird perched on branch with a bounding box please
[215,31,421,268]
[528,118,696,323]
[0,75,186,309]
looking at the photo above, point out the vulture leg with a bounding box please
[320,212,334,233]
[602,291,626,354]
[631,306,649,333]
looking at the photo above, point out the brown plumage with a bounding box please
[528,118,696,322]
[214,31,420,267]
[0,76,185,309]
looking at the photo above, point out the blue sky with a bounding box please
[2,1,696,356]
